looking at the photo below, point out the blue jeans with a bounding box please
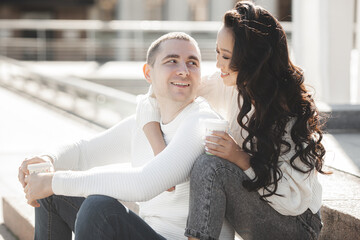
[35,195,166,240]
[185,154,323,240]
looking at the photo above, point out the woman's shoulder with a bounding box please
[187,97,221,120]
[201,71,221,86]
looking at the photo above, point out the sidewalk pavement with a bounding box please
[0,84,359,239]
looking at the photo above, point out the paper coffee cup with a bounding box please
[28,162,52,174]
[202,119,229,155]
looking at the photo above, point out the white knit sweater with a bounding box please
[49,97,235,239]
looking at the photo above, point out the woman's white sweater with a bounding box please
[49,97,234,240]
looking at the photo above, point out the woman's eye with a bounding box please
[223,56,230,60]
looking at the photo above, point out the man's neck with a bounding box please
[158,98,195,124]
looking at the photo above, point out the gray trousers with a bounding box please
[185,154,323,240]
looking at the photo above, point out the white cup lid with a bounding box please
[27,162,51,171]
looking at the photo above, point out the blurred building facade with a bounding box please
[1,0,358,104]
[0,0,290,21]
[0,0,290,62]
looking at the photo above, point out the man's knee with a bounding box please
[77,195,124,222]
[75,195,128,238]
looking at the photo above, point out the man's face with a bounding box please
[145,39,201,105]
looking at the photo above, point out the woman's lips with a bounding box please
[220,71,230,78]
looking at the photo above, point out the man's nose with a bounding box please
[176,63,189,77]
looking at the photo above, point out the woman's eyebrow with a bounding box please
[220,48,232,54]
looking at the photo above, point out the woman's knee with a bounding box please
[191,154,225,178]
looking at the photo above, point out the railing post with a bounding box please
[37,29,46,61]
[86,30,96,61]
[0,30,8,57]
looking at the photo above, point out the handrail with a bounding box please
[0,56,137,128]
[0,19,292,32]
[0,20,292,61]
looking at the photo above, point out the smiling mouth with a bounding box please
[171,82,190,87]
[221,71,230,77]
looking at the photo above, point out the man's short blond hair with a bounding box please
[146,32,201,66]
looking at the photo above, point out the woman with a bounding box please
[142,1,327,239]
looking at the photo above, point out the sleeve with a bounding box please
[256,120,317,216]
[52,112,219,202]
[135,85,161,129]
[259,159,316,216]
[197,73,220,108]
[48,115,135,171]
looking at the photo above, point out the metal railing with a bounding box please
[0,56,137,128]
[0,19,292,62]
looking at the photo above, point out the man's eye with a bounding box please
[168,59,176,63]
[188,61,198,66]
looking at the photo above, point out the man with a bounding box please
[18,32,234,240]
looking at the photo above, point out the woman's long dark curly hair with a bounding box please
[224,1,327,201]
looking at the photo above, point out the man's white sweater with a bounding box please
[49,97,234,239]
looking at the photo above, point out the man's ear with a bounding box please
[143,63,152,84]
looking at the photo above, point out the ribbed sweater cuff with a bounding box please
[52,171,81,196]
[244,167,256,180]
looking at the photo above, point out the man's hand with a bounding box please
[24,172,54,207]
[204,131,251,171]
[18,156,54,188]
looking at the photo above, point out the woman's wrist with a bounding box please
[232,149,251,171]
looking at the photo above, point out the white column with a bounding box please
[254,0,278,18]
[115,0,144,61]
[210,0,234,21]
[292,0,354,104]
[356,0,360,103]
[322,0,353,104]
[167,0,188,20]
[292,0,323,102]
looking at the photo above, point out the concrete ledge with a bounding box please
[318,102,360,130]
[3,196,34,240]
[3,167,359,240]
[318,167,360,239]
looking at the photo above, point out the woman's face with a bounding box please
[216,26,238,86]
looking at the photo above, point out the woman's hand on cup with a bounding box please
[204,131,251,170]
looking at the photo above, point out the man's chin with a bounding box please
[172,96,196,104]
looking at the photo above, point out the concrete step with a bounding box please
[3,167,359,240]
[318,167,360,239]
